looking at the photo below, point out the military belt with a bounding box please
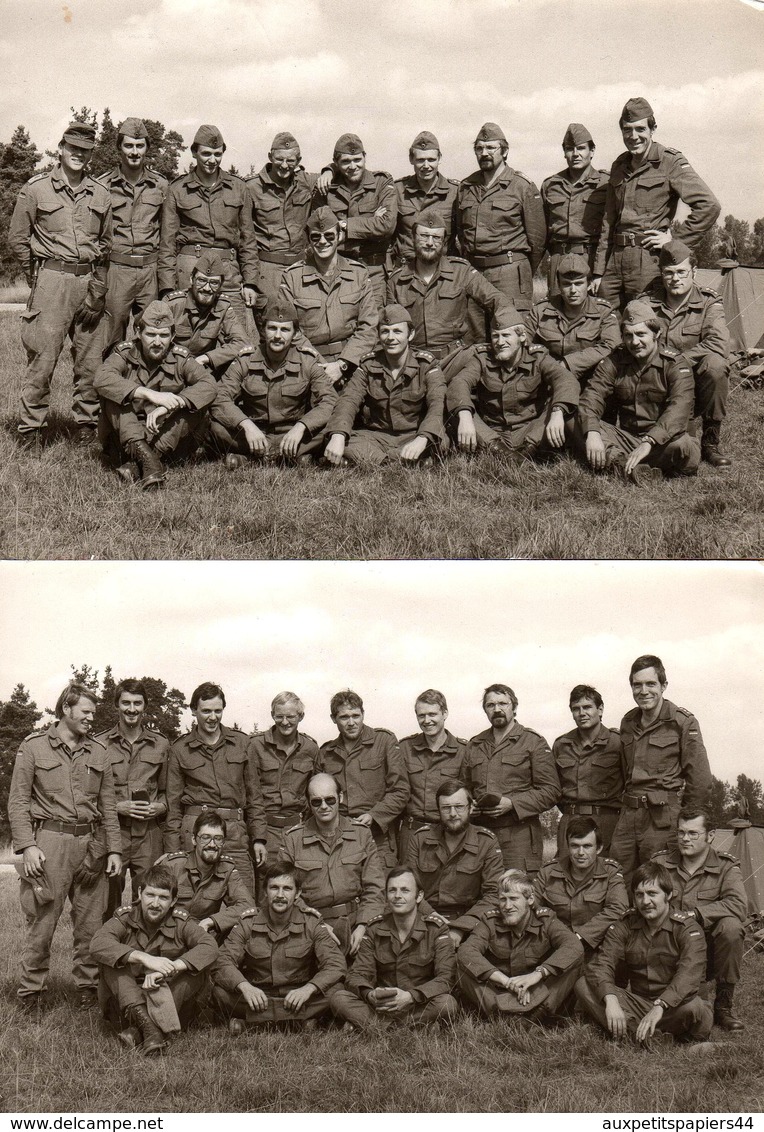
[613,231,667,248]
[559,802,620,816]
[549,241,596,255]
[316,339,349,357]
[313,898,359,917]
[468,250,525,269]
[622,792,679,809]
[110,250,159,267]
[39,259,93,276]
[37,819,97,836]
[179,243,235,256]
[429,340,464,362]
[266,812,301,829]
[401,814,430,829]
[258,250,302,266]
[184,804,244,820]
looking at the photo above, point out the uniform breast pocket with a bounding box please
[87,202,108,235]
[515,372,543,399]
[245,937,273,961]
[455,855,482,876]
[339,846,366,866]
[635,173,667,201]
[582,880,608,908]
[338,290,363,309]
[36,199,67,234]
[83,759,104,795]
[647,732,680,771]
[280,378,310,411]
[359,751,383,772]
[284,940,312,960]
[220,190,242,217]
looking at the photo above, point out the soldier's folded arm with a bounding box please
[507,736,560,821]
[576,868,630,949]
[344,176,398,241]
[210,867,255,934]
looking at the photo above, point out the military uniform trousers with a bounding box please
[107,816,164,917]
[470,412,553,457]
[104,262,159,353]
[466,256,533,345]
[101,961,204,1023]
[574,975,712,1040]
[17,826,108,998]
[344,428,436,467]
[209,418,327,460]
[18,268,106,434]
[329,987,458,1029]
[609,797,682,885]
[692,354,728,424]
[459,963,581,1020]
[214,981,342,1025]
[703,917,744,985]
[178,808,255,893]
[598,246,661,310]
[98,400,209,460]
[480,817,544,876]
[570,418,700,477]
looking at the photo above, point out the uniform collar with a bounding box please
[408,729,459,754]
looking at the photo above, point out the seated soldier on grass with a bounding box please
[323,304,446,467]
[447,304,579,463]
[165,249,255,380]
[89,864,218,1057]
[329,866,458,1031]
[208,296,338,468]
[94,299,217,489]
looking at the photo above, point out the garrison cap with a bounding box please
[622,299,656,326]
[379,303,412,327]
[262,296,298,324]
[659,239,694,268]
[62,121,96,150]
[411,130,440,152]
[621,97,654,123]
[140,300,176,329]
[193,124,225,149]
[118,117,148,140]
[557,253,591,278]
[562,122,593,148]
[414,207,447,232]
[474,122,507,145]
[491,302,525,330]
[192,249,229,279]
[333,132,365,158]
[306,206,340,233]
[270,131,299,152]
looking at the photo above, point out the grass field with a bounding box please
[1,311,762,560]
[1,871,763,1114]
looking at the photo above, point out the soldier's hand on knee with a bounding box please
[457,411,478,453]
[586,431,607,471]
[239,982,268,1012]
[604,994,627,1039]
[545,408,565,448]
[636,1003,663,1043]
[376,988,413,1013]
[324,434,347,466]
[284,983,317,1012]
[400,436,428,463]
[624,442,652,477]
[241,419,267,455]
[280,423,307,458]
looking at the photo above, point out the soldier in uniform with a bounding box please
[317,132,398,307]
[158,124,258,324]
[9,119,112,451]
[406,780,504,950]
[462,683,560,875]
[279,773,386,954]
[653,807,747,1031]
[533,817,629,955]
[447,303,579,462]
[458,868,584,1023]
[391,131,459,266]
[640,238,731,467]
[157,811,254,939]
[164,681,267,892]
[209,296,337,467]
[90,863,218,1055]
[330,866,459,1030]
[98,117,167,353]
[95,677,169,917]
[212,862,349,1032]
[575,861,713,1045]
[609,655,711,886]
[526,254,621,390]
[94,299,217,489]
[280,206,378,387]
[7,682,122,1010]
[456,122,546,341]
[386,208,505,366]
[593,97,720,307]
[572,299,701,483]
[541,123,608,294]
[323,303,446,467]
[165,249,254,379]
[398,689,467,863]
[552,683,623,855]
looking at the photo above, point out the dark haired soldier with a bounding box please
[541,122,608,294]
[392,130,459,266]
[165,681,266,891]
[165,249,253,378]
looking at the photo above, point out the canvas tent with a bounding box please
[711,822,764,920]
[696,262,764,355]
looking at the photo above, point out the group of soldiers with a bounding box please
[8,652,749,1055]
[9,96,732,488]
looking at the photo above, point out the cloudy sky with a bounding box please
[1,560,762,789]
[1,0,762,222]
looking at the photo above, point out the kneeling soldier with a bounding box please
[166,249,253,379]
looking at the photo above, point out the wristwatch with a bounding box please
[653,998,668,1010]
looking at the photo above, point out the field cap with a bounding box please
[379,303,412,326]
[334,133,364,158]
[562,123,593,147]
[141,300,176,329]
[271,131,299,151]
[475,122,507,145]
[118,117,148,140]
[193,250,228,279]
[262,296,298,324]
[13,861,54,905]
[62,121,96,150]
[306,206,339,233]
[557,253,590,278]
[491,303,525,330]
[414,208,447,232]
[622,299,656,325]
[659,239,694,268]
[621,97,654,123]
[193,124,225,149]
[411,130,440,152]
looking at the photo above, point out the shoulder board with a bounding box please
[675,706,693,719]
[474,343,489,354]
[718,851,739,863]
[603,857,623,871]
[117,904,133,915]
[650,848,670,861]
[450,256,471,267]
[366,913,385,926]
[426,913,450,927]
[303,904,322,919]
[163,851,188,862]
[342,256,365,268]
[660,346,679,358]
[373,727,397,738]
[595,298,613,308]
[115,340,133,354]
[172,344,190,357]
[414,349,436,364]
[228,725,245,734]
[284,821,304,835]
[528,344,545,354]
[374,169,394,181]
[240,907,258,919]
[282,261,304,275]
[166,290,186,302]
[670,910,691,922]
[27,172,48,185]
[301,731,318,744]
[699,285,720,298]
[410,824,432,835]
[173,908,189,920]
[535,906,553,916]
[219,854,236,864]
[171,172,190,185]
[446,177,460,187]
[485,909,500,918]
[512,169,532,183]
[663,147,683,157]
[475,825,497,839]
[358,351,377,365]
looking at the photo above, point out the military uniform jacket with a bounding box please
[400,730,467,821]
[97,167,167,256]
[94,340,217,412]
[652,847,747,926]
[386,256,505,352]
[447,344,579,428]
[247,165,319,257]
[456,166,546,271]
[532,857,629,947]
[588,908,707,1007]
[319,169,398,260]
[580,346,694,445]
[9,166,112,272]
[279,816,386,923]
[393,173,459,261]
[639,282,730,368]
[541,164,609,246]
[280,255,378,365]
[594,142,720,276]
[158,169,259,293]
[406,822,504,931]
[458,906,584,981]
[317,725,409,832]
[94,723,169,812]
[166,290,253,370]
[619,698,711,808]
[553,723,623,808]
[8,722,121,854]
[526,296,621,379]
[463,721,560,823]
[212,343,337,436]
[155,850,254,934]
[90,902,218,971]
[327,347,446,442]
[165,724,267,848]
[347,910,456,1001]
[213,904,346,994]
[248,727,321,825]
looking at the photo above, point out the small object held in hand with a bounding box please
[478,793,503,810]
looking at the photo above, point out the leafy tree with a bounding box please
[143,119,185,180]
[0,125,42,281]
[87,106,118,179]
[0,684,43,842]
[750,218,764,267]
[68,664,187,739]
[733,774,764,825]
[721,214,752,264]
[707,774,733,828]
[687,224,721,270]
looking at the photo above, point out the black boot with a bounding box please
[714,983,744,1031]
[125,439,165,489]
[127,1004,167,1055]
[701,422,732,468]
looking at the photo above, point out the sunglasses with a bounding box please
[309,232,338,245]
[309,796,338,808]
